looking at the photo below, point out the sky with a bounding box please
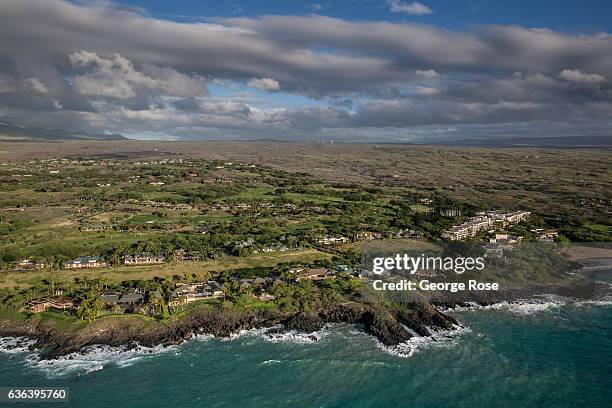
[0,0,611,142]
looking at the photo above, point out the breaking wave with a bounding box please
[377,324,472,358]
[0,336,36,354]
[439,294,612,316]
[0,338,178,377]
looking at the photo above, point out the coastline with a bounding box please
[2,276,609,361]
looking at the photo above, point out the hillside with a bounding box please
[0,121,127,141]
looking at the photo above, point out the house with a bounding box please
[252,277,268,287]
[100,292,122,306]
[172,250,200,261]
[484,234,523,257]
[532,228,559,241]
[206,281,222,294]
[317,236,349,245]
[174,283,203,295]
[25,300,50,313]
[63,256,107,269]
[123,253,166,266]
[24,297,74,313]
[118,293,144,305]
[15,259,48,270]
[20,259,34,268]
[169,281,223,305]
[334,264,353,274]
[356,232,383,241]
[48,298,74,311]
[297,268,330,281]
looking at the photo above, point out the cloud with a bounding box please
[387,1,433,15]
[24,77,48,94]
[414,86,439,95]
[559,69,607,84]
[0,0,611,142]
[69,51,207,99]
[415,69,440,80]
[247,77,281,91]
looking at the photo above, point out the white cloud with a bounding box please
[387,1,433,15]
[247,77,281,91]
[69,51,206,99]
[24,77,48,94]
[415,69,439,80]
[559,69,606,84]
[0,1,612,142]
[415,86,439,95]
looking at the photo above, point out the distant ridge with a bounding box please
[0,121,127,141]
[429,135,612,148]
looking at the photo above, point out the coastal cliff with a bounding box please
[0,300,458,359]
[1,273,608,359]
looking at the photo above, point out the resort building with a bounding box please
[442,211,531,241]
[123,253,166,265]
[63,256,107,269]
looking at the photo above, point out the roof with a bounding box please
[303,268,328,276]
[252,277,267,285]
[119,293,144,303]
[100,293,121,302]
[207,281,221,290]
[67,256,103,263]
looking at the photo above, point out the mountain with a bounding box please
[0,121,127,141]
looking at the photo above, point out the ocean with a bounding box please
[1,296,611,408]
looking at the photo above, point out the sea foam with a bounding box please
[377,324,472,358]
[0,336,36,354]
[439,294,612,316]
[0,338,178,377]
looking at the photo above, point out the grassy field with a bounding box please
[1,141,609,223]
[0,249,331,289]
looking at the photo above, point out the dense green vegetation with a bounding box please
[0,157,513,267]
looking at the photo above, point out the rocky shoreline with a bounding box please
[0,300,459,359]
[1,278,609,360]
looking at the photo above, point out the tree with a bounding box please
[222,280,239,302]
[77,290,101,322]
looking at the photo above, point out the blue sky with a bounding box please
[0,1,611,142]
[123,0,612,33]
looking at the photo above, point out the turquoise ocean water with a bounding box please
[1,299,610,408]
